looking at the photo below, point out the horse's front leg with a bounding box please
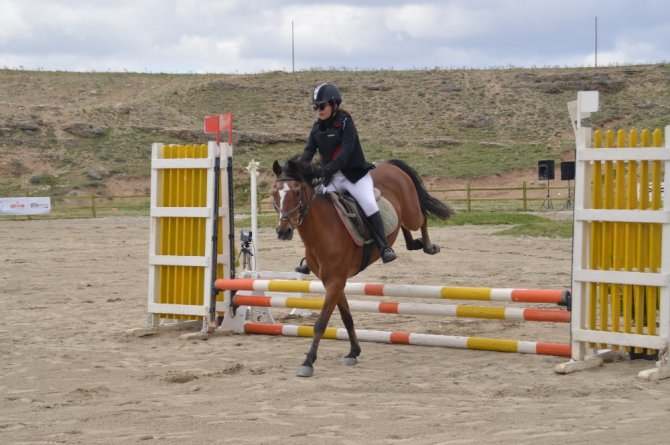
[337,297,361,366]
[296,284,341,378]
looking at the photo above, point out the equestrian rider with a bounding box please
[296,82,396,272]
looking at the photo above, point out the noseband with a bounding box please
[273,179,315,228]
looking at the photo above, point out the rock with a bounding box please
[86,168,109,181]
[236,131,304,145]
[479,141,507,148]
[167,129,205,143]
[456,114,492,128]
[364,83,390,91]
[440,83,463,92]
[114,104,133,114]
[524,72,626,94]
[419,138,462,147]
[17,120,40,132]
[208,80,238,90]
[63,123,108,138]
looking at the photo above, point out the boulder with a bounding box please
[63,123,108,138]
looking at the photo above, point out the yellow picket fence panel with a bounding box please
[560,91,670,381]
[146,143,231,327]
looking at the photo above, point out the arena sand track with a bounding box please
[1,217,669,444]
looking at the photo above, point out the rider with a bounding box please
[294,82,396,274]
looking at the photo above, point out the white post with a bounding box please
[246,160,260,272]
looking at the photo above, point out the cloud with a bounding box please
[282,5,388,55]
[0,0,32,44]
[384,3,489,40]
[590,41,663,67]
[0,0,668,72]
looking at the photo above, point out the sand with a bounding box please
[1,216,669,444]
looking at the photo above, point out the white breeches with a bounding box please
[323,171,379,216]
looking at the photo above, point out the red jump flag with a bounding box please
[204,115,220,134]
[220,112,232,131]
[203,113,233,145]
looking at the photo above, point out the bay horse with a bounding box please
[271,156,454,377]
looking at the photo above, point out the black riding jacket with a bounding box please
[300,109,374,183]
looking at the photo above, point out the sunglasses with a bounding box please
[312,103,329,111]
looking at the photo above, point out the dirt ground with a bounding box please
[1,217,669,445]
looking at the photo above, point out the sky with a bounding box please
[1,0,669,73]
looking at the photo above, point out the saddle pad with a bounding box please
[329,191,399,247]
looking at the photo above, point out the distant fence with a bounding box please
[255,181,574,213]
[0,182,574,219]
[429,181,574,212]
[0,194,150,219]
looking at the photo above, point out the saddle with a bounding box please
[327,189,398,247]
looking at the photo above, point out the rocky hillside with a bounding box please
[1,64,668,198]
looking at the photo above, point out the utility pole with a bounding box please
[292,20,295,72]
[594,16,598,67]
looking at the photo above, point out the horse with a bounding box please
[271,156,454,377]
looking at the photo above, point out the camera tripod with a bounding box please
[238,239,254,271]
[562,180,573,209]
[540,179,554,209]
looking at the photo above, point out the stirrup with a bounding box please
[295,264,310,274]
[295,258,310,274]
[380,247,397,263]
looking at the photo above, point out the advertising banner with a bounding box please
[0,197,51,215]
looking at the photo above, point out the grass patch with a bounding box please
[494,218,573,238]
[442,211,572,237]
[438,212,546,226]
[235,212,278,230]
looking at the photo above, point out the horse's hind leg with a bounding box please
[420,221,441,255]
[402,225,440,254]
[337,298,361,366]
[401,227,424,250]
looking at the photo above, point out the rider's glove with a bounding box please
[315,184,327,196]
[320,164,335,185]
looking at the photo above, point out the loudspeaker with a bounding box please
[560,161,575,181]
[537,160,555,181]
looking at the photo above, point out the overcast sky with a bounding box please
[1,0,668,73]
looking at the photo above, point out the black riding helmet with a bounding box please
[312,82,342,110]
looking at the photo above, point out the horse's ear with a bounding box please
[272,160,282,177]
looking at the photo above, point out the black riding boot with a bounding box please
[367,211,396,263]
[295,257,310,275]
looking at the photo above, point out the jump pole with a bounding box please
[216,278,570,305]
[232,294,570,323]
[243,322,571,357]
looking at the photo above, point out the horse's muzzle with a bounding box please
[276,225,293,240]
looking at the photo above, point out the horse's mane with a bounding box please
[281,154,318,185]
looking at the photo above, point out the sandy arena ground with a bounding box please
[1,217,669,444]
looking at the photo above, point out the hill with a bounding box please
[1,64,668,199]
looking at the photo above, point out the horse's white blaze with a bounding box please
[278,182,290,220]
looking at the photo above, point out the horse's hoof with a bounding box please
[342,357,358,367]
[424,244,440,255]
[296,366,314,377]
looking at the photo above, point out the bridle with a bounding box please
[273,179,316,228]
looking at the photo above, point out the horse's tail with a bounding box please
[385,159,455,220]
